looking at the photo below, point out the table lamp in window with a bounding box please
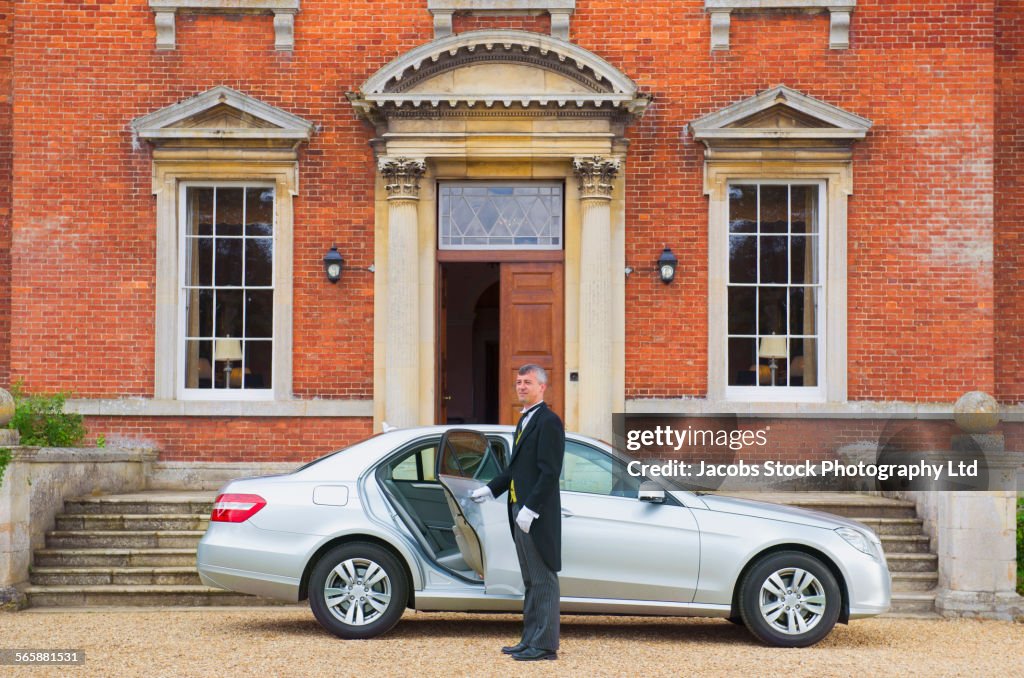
[215,338,243,389]
[758,335,788,387]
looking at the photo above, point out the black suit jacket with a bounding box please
[486,402,565,572]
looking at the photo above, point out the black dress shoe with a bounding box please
[501,642,528,655]
[512,647,557,661]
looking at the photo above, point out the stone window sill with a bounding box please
[148,1,300,51]
[704,0,855,50]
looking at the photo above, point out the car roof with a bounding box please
[293,425,609,476]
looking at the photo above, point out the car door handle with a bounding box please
[561,508,574,518]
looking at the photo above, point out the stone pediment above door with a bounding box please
[348,29,649,154]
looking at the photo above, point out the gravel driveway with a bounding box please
[1,608,1021,677]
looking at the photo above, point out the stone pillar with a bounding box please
[933,392,1024,620]
[573,156,619,443]
[379,158,427,429]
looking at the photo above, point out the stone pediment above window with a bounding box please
[688,85,871,160]
[148,1,299,51]
[131,86,314,154]
[704,1,855,50]
[349,29,649,131]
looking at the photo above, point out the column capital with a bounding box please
[573,156,621,200]
[378,157,427,200]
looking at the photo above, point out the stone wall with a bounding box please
[0,446,156,599]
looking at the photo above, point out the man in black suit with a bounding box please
[470,364,564,661]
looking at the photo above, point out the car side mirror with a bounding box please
[639,481,665,504]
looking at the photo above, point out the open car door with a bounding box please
[436,429,523,595]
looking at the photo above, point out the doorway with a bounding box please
[437,258,564,425]
[438,262,501,425]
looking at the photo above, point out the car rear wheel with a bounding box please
[738,551,841,648]
[309,542,409,640]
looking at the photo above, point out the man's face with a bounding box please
[516,370,546,408]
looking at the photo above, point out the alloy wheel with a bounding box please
[323,557,393,626]
[757,567,827,635]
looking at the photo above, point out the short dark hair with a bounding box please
[517,364,548,385]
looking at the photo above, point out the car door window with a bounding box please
[391,446,437,481]
[435,431,506,483]
[560,441,642,498]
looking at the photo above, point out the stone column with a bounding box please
[573,156,619,443]
[933,392,1024,620]
[379,158,427,429]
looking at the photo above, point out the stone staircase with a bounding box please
[22,492,293,608]
[23,491,938,613]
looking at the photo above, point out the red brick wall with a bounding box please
[590,1,997,401]
[0,0,11,388]
[3,2,1004,460]
[86,415,374,462]
[995,0,1023,404]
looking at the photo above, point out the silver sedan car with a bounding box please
[196,426,891,647]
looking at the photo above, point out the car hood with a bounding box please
[697,494,875,534]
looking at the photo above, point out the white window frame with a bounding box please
[723,180,827,403]
[152,164,296,404]
[705,165,850,405]
[176,181,277,402]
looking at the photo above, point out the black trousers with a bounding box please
[512,505,560,651]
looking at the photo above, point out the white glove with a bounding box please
[516,507,539,533]
[470,486,493,503]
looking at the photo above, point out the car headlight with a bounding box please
[836,526,880,560]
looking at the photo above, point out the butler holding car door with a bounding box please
[471,364,565,661]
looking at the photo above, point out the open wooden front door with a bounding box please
[499,262,564,425]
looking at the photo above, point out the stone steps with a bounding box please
[31,567,201,586]
[55,514,210,532]
[879,534,931,554]
[887,591,940,615]
[850,517,925,536]
[883,553,939,573]
[45,530,206,550]
[64,495,215,516]
[790,501,918,520]
[34,548,198,568]
[891,572,939,592]
[21,585,295,608]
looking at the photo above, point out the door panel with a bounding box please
[500,262,564,425]
[435,430,524,593]
[557,440,701,602]
[559,493,700,602]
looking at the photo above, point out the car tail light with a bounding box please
[211,493,267,523]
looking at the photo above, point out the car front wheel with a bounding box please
[738,551,842,648]
[309,542,409,640]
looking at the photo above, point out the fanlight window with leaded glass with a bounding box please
[439,183,563,250]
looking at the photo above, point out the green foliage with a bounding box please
[1017,498,1023,596]
[7,381,86,447]
[95,434,106,448]
[0,448,10,490]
